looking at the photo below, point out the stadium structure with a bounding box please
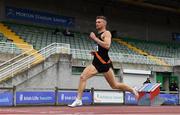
[0,0,179,107]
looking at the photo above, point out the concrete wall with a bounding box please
[123,74,152,87]
[0,53,119,90]
[1,0,180,42]
[18,53,120,90]
[1,52,173,91]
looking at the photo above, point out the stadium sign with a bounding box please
[0,92,13,106]
[125,92,137,104]
[6,6,75,27]
[16,91,55,105]
[58,90,92,105]
[159,94,179,105]
[93,90,124,104]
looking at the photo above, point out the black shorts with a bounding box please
[92,57,113,73]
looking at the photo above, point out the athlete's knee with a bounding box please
[80,75,87,81]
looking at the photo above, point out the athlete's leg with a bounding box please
[104,68,139,99]
[68,64,98,107]
[77,64,98,100]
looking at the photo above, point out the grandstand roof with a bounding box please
[119,0,180,14]
[86,0,180,14]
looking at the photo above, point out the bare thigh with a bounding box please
[103,68,117,87]
[80,64,98,80]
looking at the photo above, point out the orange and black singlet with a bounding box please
[92,31,113,73]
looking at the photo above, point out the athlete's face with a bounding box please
[96,19,106,30]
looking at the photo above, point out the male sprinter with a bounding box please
[68,16,139,107]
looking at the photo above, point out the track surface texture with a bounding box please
[1,105,180,115]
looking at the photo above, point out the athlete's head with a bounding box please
[96,16,107,31]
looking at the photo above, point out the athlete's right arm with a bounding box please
[89,31,111,49]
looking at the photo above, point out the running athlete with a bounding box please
[68,16,139,107]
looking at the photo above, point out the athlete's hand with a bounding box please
[89,32,97,41]
[90,51,96,56]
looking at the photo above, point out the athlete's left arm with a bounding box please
[90,31,111,49]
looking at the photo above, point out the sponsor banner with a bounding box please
[6,6,75,27]
[159,94,179,105]
[125,92,137,104]
[93,91,124,104]
[58,90,92,105]
[125,92,179,105]
[16,91,55,105]
[0,92,13,106]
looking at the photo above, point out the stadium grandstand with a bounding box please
[0,0,180,114]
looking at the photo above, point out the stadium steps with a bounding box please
[0,22,44,65]
[113,38,170,66]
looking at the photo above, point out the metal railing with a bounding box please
[0,43,70,82]
[0,43,177,82]
[70,49,176,66]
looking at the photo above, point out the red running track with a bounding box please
[0,106,180,115]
